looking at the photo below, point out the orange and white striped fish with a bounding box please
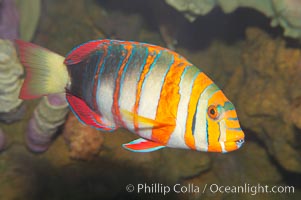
[16,39,244,153]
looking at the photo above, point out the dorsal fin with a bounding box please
[64,39,109,65]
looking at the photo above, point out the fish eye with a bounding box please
[207,105,219,119]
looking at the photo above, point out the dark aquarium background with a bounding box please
[0,0,301,199]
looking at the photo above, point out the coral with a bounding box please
[165,0,301,39]
[26,94,69,152]
[225,27,301,173]
[63,113,104,161]
[0,39,25,123]
[14,0,41,41]
[271,0,301,37]
[165,0,216,21]
[0,0,19,39]
[0,0,41,41]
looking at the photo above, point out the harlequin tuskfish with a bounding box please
[16,39,244,153]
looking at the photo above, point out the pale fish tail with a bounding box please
[15,40,69,99]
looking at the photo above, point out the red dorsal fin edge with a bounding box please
[64,39,109,65]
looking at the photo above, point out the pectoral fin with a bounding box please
[120,109,174,129]
[122,138,165,152]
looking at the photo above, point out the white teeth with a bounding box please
[236,139,244,148]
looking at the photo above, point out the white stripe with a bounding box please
[218,119,227,142]
[119,57,142,131]
[167,66,198,148]
[97,77,115,125]
[137,51,171,140]
[194,84,219,151]
[194,99,208,151]
[219,141,227,153]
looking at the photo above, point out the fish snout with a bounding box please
[224,131,245,152]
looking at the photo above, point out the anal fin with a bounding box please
[122,138,165,153]
[66,93,116,131]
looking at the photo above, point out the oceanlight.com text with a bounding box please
[125,183,295,196]
[209,183,294,195]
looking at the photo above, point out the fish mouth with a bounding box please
[227,138,244,145]
[222,137,245,152]
[235,138,244,148]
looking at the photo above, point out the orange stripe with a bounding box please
[207,90,226,152]
[223,110,237,118]
[185,72,213,149]
[113,45,133,126]
[207,90,227,105]
[119,40,141,46]
[133,47,159,131]
[151,54,189,145]
[207,119,222,152]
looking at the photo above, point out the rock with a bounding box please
[0,128,6,151]
[34,0,106,54]
[226,27,301,173]
[99,129,211,182]
[159,149,211,182]
[86,0,143,40]
[287,96,301,129]
[182,141,283,199]
[63,113,104,161]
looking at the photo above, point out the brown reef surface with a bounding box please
[63,113,104,161]
[225,27,301,173]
